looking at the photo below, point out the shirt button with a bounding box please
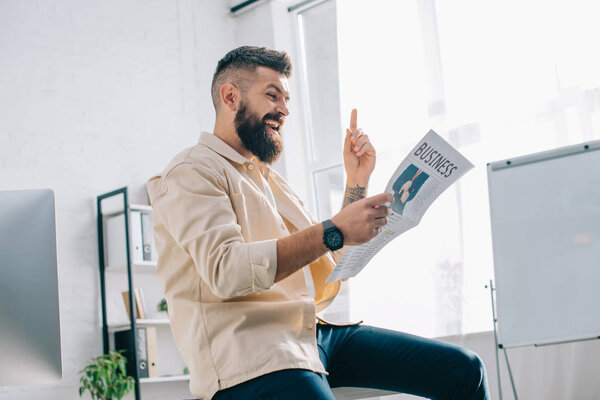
[248,164,254,170]
[306,322,314,330]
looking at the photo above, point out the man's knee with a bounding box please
[449,347,488,399]
[462,350,486,387]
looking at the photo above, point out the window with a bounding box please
[293,0,600,337]
[293,0,349,322]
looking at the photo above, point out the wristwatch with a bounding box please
[322,219,344,251]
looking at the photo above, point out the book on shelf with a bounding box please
[114,326,158,378]
[122,288,147,320]
[134,288,148,319]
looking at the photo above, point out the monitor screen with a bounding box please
[0,189,62,385]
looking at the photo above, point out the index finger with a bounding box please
[365,192,394,207]
[349,108,357,132]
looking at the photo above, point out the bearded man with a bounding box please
[147,46,490,400]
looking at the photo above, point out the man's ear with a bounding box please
[220,83,239,112]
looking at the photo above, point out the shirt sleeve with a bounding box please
[152,162,277,299]
[301,192,347,265]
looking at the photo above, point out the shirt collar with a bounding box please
[258,162,273,180]
[198,132,273,179]
[198,131,248,164]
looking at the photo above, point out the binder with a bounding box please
[114,327,158,378]
[129,211,143,263]
[145,327,158,377]
[141,212,152,261]
[105,211,144,267]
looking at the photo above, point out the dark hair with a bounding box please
[211,46,292,111]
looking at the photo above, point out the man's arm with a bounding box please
[275,223,327,282]
[276,180,371,282]
[275,192,392,282]
[276,108,382,283]
[342,183,367,209]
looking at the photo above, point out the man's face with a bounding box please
[234,67,290,164]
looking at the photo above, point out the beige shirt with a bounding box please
[147,132,342,399]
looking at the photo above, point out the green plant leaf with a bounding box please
[78,352,135,400]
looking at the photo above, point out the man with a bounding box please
[147,46,489,400]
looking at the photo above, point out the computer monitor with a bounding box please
[0,189,62,385]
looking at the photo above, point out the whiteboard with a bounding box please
[487,141,600,348]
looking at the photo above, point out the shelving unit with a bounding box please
[108,319,171,333]
[140,375,190,384]
[96,187,188,400]
[104,261,158,273]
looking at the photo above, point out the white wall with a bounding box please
[0,0,235,398]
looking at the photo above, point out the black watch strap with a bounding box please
[322,219,344,251]
[322,219,336,231]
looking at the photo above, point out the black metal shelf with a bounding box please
[96,187,142,400]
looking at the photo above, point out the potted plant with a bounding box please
[157,298,168,314]
[79,350,135,400]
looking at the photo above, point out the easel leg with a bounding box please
[503,347,518,400]
[489,279,519,400]
[489,280,503,400]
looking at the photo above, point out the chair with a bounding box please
[332,387,398,399]
[185,387,398,400]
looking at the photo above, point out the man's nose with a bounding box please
[276,102,290,117]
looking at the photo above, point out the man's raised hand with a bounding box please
[343,108,376,186]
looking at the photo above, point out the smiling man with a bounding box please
[147,46,489,400]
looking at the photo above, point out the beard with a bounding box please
[234,101,283,164]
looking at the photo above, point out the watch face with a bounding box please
[325,230,343,249]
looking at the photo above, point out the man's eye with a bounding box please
[267,93,277,100]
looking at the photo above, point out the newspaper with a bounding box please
[326,129,474,282]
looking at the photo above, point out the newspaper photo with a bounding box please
[326,129,474,282]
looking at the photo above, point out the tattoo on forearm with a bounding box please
[342,184,366,208]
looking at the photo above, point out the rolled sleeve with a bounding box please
[248,239,278,291]
[152,162,278,299]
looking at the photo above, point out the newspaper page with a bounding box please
[326,129,474,282]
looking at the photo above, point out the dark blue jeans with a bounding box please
[213,324,490,400]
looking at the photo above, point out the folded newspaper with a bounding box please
[326,129,474,282]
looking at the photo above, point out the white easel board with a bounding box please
[487,140,600,348]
